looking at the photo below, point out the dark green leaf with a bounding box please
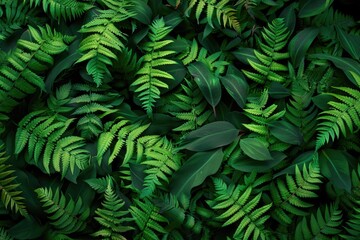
[180,121,239,151]
[240,138,273,161]
[274,151,315,177]
[319,149,352,192]
[230,151,286,172]
[279,3,297,35]
[269,120,303,145]
[233,48,259,65]
[289,28,319,68]
[268,82,291,99]
[188,61,221,109]
[299,0,333,18]
[170,149,223,198]
[131,1,152,24]
[8,216,46,239]
[220,73,248,108]
[312,54,360,87]
[336,27,360,61]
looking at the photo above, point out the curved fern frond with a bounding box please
[28,0,92,22]
[130,198,168,240]
[242,18,289,84]
[35,187,90,234]
[92,183,134,239]
[270,161,322,225]
[295,202,342,240]
[316,87,360,150]
[0,0,33,41]
[186,0,241,32]
[131,18,177,116]
[0,227,13,240]
[206,178,272,239]
[15,111,90,177]
[0,25,73,113]
[0,145,27,217]
[341,203,360,239]
[77,5,134,86]
[97,117,152,166]
[141,137,182,198]
[171,79,212,131]
[85,175,114,193]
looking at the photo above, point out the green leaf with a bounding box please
[240,138,273,161]
[188,61,221,110]
[230,151,286,172]
[312,54,360,87]
[170,149,223,199]
[319,149,352,192]
[220,73,248,108]
[299,0,333,18]
[8,216,46,239]
[269,120,303,145]
[131,0,152,24]
[274,151,315,177]
[45,40,81,91]
[233,48,259,65]
[289,28,319,68]
[336,27,360,61]
[180,121,239,151]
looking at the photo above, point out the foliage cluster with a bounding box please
[0,0,360,239]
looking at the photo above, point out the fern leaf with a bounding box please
[270,161,322,225]
[295,202,342,240]
[0,145,27,216]
[130,198,168,240]
[141,137,182,198]
[77,5,134,86]
[316,87,360,150]
[0,227,13,240]
[242,18,289,84]
[0,25,73,113]
[35,187,90,234]
[92,183,134,239]
[29,0,92,22]
[207,178,271,239]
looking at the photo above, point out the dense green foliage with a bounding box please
[0,0,360,239]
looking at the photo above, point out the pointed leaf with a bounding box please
[240,138,272,161]
[269,120,303,145]
[220,74,248,108]
[180,121,239,151]
[299,0,333,18]
[188,61,221,109]
[289,28,319,68]
[170,149,223,198]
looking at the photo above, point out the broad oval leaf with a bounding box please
[188,61,221,109]
[220,74,248,108]
[269,120,303,145]
[170,149,223,198]
[289,28,319,68]
[299,0,333,18]
[180,121,239,151]
[274,151,315,178]
[240,138,272,161]
[319,149,353,193]
[336,27,360,61]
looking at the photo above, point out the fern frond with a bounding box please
[316,87,360,150]
[186,0,241,32]
[15,111,90,177]
[77,5,134,86]
[270,161,322,225]
[130,198,168,240]
[85,175,114,193]
[0,25,73,113]
[92,183,134,239]
[0,145,27,216]
[242,18,289,84]
[28,0,92,22]
[171,79,212,131]
[0,227,13,240]
[141,137,182,198]
[131,18,177,116]
[35,187,90,234]
[97,117,152,165]
[341,204,360,239]
[207,178,272,239]
[0,0,33,41]
[295,202,342,240]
